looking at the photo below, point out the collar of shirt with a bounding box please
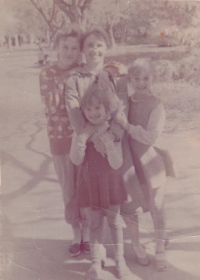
[76,64,104,77]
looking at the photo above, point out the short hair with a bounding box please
[54,25,82,49]
[80,27,110,50]
[81,84,119,115]
[127,58,155,80]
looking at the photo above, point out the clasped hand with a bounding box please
[115,112,129,130]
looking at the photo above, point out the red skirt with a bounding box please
[76,142,127,210]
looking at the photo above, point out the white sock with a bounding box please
[72,226,81,244]
[82,223,90,243]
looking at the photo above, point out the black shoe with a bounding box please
[82,242,90,254]
[69,243,81,257]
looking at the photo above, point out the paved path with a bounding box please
[1,49,200,280]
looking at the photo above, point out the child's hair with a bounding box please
[127,58,155,80]
[80,27,110,50]
[54,24,82,49]
[81,83,119,116]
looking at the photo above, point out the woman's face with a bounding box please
[82,34,107,67]
[57,36,80,69]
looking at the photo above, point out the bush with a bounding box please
[153,81,200,132]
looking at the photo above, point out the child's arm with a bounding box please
[39,68,54,107]
[104,61,127,79]
[99,131,123,170]
[70,125,95,165]
[116,102,165,145]
[65,75,86,134]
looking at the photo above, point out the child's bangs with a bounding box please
[81,83,120,117]
[128,58,154,78]
[84,95,103,108]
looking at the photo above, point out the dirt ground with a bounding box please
[1,48,200,280]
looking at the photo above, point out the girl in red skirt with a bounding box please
[70,84,130,280]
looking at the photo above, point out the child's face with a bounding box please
[57,36,80,68]
[84,98,107,126]
[83,34,107,67]
[130,69,153,96]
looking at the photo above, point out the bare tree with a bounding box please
[30,0,66,41]
[89,0,124,48]
[54,0,93,31]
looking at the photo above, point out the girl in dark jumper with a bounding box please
[115,58,168,272]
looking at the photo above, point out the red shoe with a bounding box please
[69,243,81,257]
[81,242,90,254]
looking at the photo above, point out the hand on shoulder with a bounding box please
[115,112,129,130]
[104,61,127,78]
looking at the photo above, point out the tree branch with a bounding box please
[79,0,93,29]
[50,3,56,23]
[54,0,76,22]
[110,0,120,29]
[51,18,65,39]
[80,0,93,13]
[30,0,51,27]
[54,0,71,10]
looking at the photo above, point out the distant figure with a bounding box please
[37,46,45,65]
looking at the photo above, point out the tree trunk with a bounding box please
[108,28,115,49]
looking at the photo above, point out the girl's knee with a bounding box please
[89,220,102,231]
[150,187,165,211]
[107,217,122,231]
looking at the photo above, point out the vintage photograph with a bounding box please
[1,0,200,279]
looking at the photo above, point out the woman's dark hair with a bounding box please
[81,83,119,115]
[80,27,110,50]
[54,25,82,49]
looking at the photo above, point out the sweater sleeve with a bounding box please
[39,68,54,107]
[127,102,165,145]
[69,132,86,165]
[65,75,85,133]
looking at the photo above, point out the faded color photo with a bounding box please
[1,1,200,280]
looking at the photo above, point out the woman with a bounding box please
[64,27,149,273]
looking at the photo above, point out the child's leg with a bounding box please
[149,185,168,271]
[107,205,130,279]
[122,214,149,265]
[149,186,166,251]
[53,154,82,245]
[80,208,90,242]
[85,207,103,278]
[79,208,90,254]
